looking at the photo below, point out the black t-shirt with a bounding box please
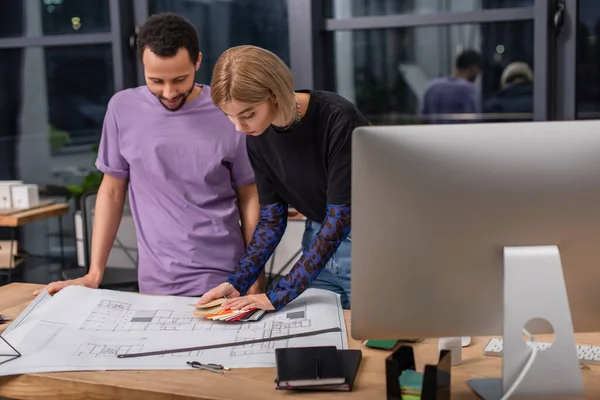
[246,90,369,222]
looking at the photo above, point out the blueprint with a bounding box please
[0,286,347,376]
[2,288,52,335]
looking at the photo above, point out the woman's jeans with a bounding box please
[303,219,352,309]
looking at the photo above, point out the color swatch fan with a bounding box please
[192,298,266,322]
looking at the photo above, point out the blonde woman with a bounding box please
[197,45,368,312]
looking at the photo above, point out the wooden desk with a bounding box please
[0,203,69,283]
[0,203,69,228]
[1,283,599,399]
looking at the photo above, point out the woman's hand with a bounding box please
[223,294,275,311]
[196,282,240,306]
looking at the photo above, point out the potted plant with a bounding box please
[66,144,103,208]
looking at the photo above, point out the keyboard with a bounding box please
[483,338,600,365]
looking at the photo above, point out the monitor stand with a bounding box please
[466,245,584,400]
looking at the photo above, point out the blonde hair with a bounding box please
[211,45,295,123]
[501,62,533,89]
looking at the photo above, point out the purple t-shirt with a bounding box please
[421,77,481,124]
[96,85,255,296]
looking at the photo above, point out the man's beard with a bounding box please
[157,83,195,112]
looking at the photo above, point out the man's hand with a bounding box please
[196,282,240,306]
[223,294,275,311]
[33,273,101,296]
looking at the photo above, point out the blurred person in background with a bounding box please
[484,61,533,120]
[421,49,483,124]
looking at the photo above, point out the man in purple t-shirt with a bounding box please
[421,49,483,124]
[35,13,260,297]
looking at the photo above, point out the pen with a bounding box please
[205,363,230,371]
[186,361,224,374]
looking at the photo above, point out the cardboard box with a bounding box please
[11,184,40,209]
[0,181,23,208]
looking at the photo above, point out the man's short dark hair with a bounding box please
[136,13,199,64]
[455,49,483,70]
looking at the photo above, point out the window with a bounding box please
[0,48,23,179]
[332,21,534,124]
[149,0,290,84]
[329,0,534,19]
[0,0,25,38]
[0,44,114,169]
[0,45,113,183]
[0,1,111,37]
[41,0,111,35]
[45,45,114,148]
[577,0,600,120]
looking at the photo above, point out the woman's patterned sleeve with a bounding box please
[266,204,351,311]
[226,202,288,295]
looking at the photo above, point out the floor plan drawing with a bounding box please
[0,286,348,376]
[73,304,315,359]
[231,302,312,356]
[75,343,144,357]
[80,300,203,332]
[74,342,217,358]
[80,299,313,336]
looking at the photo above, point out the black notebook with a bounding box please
[275,346,362,391]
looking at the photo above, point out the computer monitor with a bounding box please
[350,121,600,399]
